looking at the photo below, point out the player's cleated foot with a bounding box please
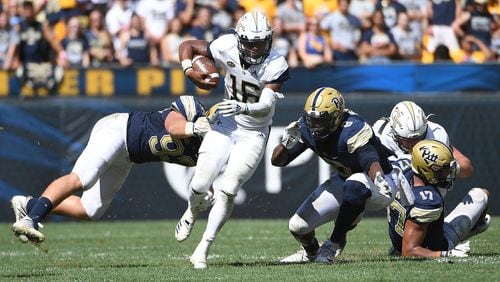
[11,195,32,222]
[10,196,44,229]
[12,216,45,243]
[190,252,207,269]
[175,208,198,242]
[314,240,345,264]
[279,247,318,263]
[190,239,211,269]
[463,214,491,241]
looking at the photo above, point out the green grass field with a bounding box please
[0,218,498,281]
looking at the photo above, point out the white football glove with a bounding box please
[197,190,215,212]
[217,99,248,117]
[441,241,470,257]
[374,171,392,200]
[193,117,211,136]
[185,117,211,137]
[281,121,300,149]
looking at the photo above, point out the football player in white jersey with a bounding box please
[175,11,290,269]
[373,101,473,202]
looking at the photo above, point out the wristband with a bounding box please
[440,251,449,257]
[184,122,194,136]
[181,59,193,73]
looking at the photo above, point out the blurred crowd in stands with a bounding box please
[0,0,498,75]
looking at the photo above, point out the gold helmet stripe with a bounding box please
[402,101,416,130]
[251,11,258,32]
[311,87,326,111]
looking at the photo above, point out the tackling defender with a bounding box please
[11,96,212,243]
[388,139,489,258]
[175,11,289,269]
[273,87,398,264]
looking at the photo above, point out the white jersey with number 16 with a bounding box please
[208,33,289,129]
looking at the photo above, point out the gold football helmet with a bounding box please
[304,87,345,140]
[411,139,457,189]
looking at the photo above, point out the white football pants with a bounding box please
[72,113,132,220]
[289,171,398,235]
[190,115,268,196]
[444,188,489,249]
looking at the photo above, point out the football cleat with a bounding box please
[12,216,45,243]
[279,247,318,263]
[11,195,32,222]
[11,196,44,229]
[175,208,197,242]
[314,240,345,264]
[463,214,491,241]
[190,239,211,269]
[190,254,207,270]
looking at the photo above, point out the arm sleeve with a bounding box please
[245,87,283,118]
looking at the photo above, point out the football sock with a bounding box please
[27,196,53,227]
[26,197,39,213]
[189,188,207,212]
[202,191,234,242]
[330,201,364,244]
[293,231,319,254]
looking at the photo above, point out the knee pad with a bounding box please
[217,174,242,196]
[343,180,371,207]
[218,190,236,203]
[469,187,489,206]
[288,214,312,235]
[190,172,213,193]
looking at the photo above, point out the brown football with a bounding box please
[192,55,220,85]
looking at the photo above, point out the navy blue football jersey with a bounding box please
[297,110,392,179]
[388,185,448,253]
[126,96,205,165]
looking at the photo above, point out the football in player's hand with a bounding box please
[192,55,220,85]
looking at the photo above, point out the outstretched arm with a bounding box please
[271,142,307,167]
[272,120,306,166]
[164,111,210,138]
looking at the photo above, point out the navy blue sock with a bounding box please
[26,197,39,213]
[331,181,371,244]
[331,201,364,244]
[292,230,320,254]
[28,197,53,227]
